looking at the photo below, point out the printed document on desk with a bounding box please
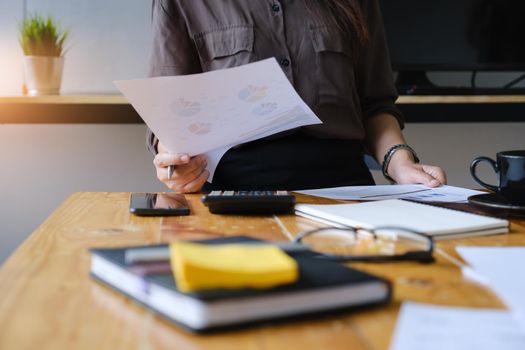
[115,58,322,180]
[457,247,525,333]
[297,185,484,203]
[389,302,525,350]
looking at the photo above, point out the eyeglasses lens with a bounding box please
[301,227,429,257]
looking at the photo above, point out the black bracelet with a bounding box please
[382,144,420,183]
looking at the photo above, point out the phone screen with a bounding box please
[129,193,190,216]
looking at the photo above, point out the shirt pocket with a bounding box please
[310,27,357,107]
[194,25,254,71]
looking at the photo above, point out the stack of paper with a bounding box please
[390,302,525,350]
[457,247,525,333]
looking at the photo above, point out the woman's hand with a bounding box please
[364,113,447,188]
[153,142,209,193]
[387,151,447,187]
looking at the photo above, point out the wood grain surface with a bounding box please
[0,192,524,350]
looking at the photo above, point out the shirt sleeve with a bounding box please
[146,0,203,155]
[355,0,404,129]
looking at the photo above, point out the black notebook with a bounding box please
[89,237,391,332]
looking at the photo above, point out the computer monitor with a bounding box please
[379,0,525,93]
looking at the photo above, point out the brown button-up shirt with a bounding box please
[147,0,403,153]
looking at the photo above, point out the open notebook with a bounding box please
[295,199,509,240]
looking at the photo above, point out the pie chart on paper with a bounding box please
[172,98,201,116]
[188,122,212,135]
[238,85,268,102]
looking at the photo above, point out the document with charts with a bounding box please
[115,58,322,180]
[297,185,484,203]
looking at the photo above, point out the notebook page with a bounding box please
[295,199,508,237]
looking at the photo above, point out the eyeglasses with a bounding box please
[292,226,434,263]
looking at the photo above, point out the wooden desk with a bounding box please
[1,193,524,350]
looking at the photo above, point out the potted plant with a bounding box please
[19,14,69,96]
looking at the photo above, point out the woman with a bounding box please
[148,0,446,192]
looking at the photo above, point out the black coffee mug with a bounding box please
[470,150,525,205]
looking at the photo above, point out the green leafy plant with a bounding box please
[19,14,69,57]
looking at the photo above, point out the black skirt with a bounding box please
[203,132,375,191]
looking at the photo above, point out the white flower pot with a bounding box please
[23,56,64,96]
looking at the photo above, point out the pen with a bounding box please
[124,242,310,264]
[167,165,174,180]
[125,246,171,264]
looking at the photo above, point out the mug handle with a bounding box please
[469,156,499,192]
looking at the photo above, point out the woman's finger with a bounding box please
[175,157,207,178]
[158,157,207,182]
[407,165,441,187]
[172,169,210,193]
[157,142,168,154]
[153,153,191,168]
[422,164,447,185]
[184,169,210,192]
[394,164,439,187]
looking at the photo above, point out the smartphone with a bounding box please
[129,193,190,216]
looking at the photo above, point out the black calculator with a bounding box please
[201,190,296,214]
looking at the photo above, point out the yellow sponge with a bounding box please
[169,241,299,293]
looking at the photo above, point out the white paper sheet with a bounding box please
[115,58,322,180]
[296,185,484,203]
[457,247,525,333]
[389,302,525,350]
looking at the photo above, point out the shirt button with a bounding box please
[271,4,281,12]
[280,58,290,67]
